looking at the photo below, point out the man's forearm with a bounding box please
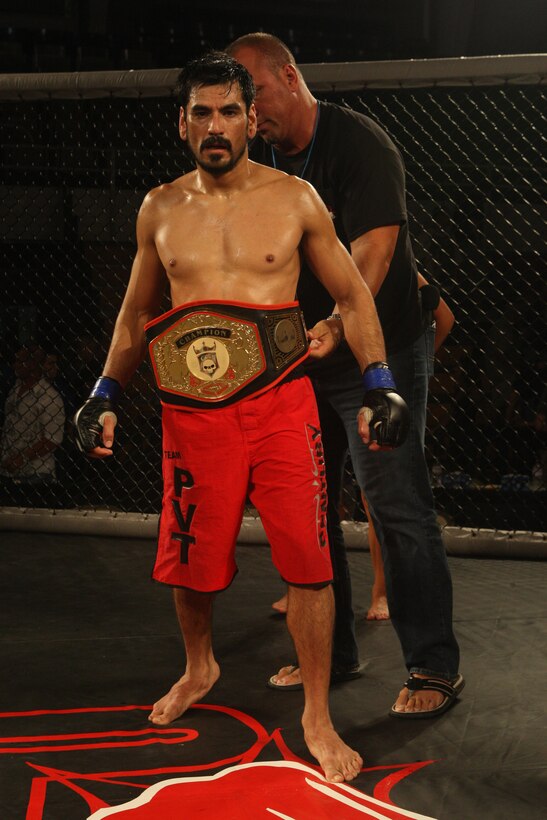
[433,299,455,352]
[338,292,386,372]
[101,307,151,388]
[350,226,399,297]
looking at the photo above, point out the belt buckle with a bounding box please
[149,309,266,403]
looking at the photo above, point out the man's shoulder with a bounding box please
[320,101,396,150]
[137,175,195,225]
[245,166,320,224]
[249,160,285,182]
[250,161,310,195]
[144,174,195,207]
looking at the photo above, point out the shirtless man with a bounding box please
[73,52,408,783]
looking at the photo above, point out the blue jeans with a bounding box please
[312,327,460,679]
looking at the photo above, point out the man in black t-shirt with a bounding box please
[228,33,463,718]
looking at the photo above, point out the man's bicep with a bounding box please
[124,242,166,315]
[343,146,407,239]
[350,225,400,295]
[302,221,364,305]
[300,181,341,248]
[122,190,167,316]
[298,181,372,304]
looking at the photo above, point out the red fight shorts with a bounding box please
[153,376,332,592]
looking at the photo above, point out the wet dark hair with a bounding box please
[176,50,255,111]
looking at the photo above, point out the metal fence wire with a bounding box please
[0,58,545,533]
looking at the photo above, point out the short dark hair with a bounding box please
[176,50,255,111]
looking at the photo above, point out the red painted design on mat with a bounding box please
[0,704,437,819]
[88,761,437,819]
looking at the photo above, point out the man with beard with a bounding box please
[73,52,408,782]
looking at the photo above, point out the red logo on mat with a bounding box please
[87,761,437,820]
[0,704,437,820]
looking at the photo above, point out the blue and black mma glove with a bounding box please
[73,377,122,453]
[361,362,409,448]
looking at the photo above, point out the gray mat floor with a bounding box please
[0,531,545,819]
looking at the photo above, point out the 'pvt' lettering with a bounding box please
[171,466,197,564]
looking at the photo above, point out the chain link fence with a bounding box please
[0,57,545,533]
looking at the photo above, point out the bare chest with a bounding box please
[155,197,302,276]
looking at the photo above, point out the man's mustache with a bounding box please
[200,136,232,151]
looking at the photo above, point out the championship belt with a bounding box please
[145,300,309,409]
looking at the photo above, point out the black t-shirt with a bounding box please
[249,100,422,362]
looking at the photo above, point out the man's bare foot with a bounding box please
[271,594,288,614]
[366,594,390,620]
[149,662,220,725]
[303,721,363,783]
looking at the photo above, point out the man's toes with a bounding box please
[404,694,424,712]
[277,664,298,680]
[393,688,410,711]
[325,759,361,783]
[344,753,363,780]
[284,670,301,685]
[403,692,445,713]
[272,665,301,686]
[149,707,168,723]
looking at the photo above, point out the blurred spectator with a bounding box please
[505,357,547,430]
[43,350,77,415]
[0,344,65,492]
[485,355,547,481]
[0,344,16,430]
[507,356,547,477]
[531,384,547,489]
[426,343,469,472]
[42,350,60,384]
[67,334,105,401]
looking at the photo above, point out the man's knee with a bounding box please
[286,579,333,592]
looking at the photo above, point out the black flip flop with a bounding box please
[267,664,302,691]
[267,663,363,692]
[390,673,465,719]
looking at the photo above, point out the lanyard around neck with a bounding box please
[270,103,320,179]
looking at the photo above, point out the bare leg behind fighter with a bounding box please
[363,495,390,621]
[271,496,391,622]
[149,583,363,782]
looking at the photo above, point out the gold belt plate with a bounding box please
[150,310,266,403]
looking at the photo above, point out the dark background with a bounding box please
[0,3,545,529]
[0,0,545,73]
